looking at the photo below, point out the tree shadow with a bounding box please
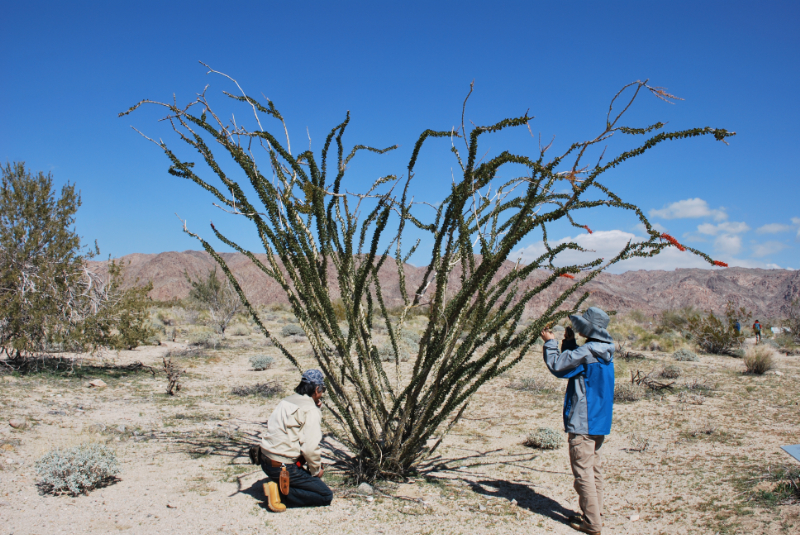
[146,418,260,462]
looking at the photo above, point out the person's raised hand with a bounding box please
[541,329,555,341]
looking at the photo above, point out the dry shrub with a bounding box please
[677,391,705,405]
[673,348,698,362]
[249,354,274,371]
[231,381,283,398]
[228,324,250,337]
[280,324,305,337]
[660,365,682,379]
[627,431,651,452]
[744,345,775,375]
[162,356,183,395]
[510,376,557,395]
[688,420,717,437]
[36,444,120,496]
[614,383,645,402]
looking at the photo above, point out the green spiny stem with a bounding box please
[126,75,733,481]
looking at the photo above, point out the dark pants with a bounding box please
[261,459,333,507]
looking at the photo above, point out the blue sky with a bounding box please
[2,1,798,272]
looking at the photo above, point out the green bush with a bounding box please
[523,427,564,449]
[280,324,306,337]
[35,443,120,496]
[249,354,274,371]
[686,301,748,355]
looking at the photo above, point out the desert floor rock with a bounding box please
[8,418,26,429]
[357,482,374,495]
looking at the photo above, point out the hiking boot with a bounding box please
[264,481,286,512]
[568,514,603,527]
[568,518,601,534]
[568,514,585,524]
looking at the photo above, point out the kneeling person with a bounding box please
[259,369,333,512]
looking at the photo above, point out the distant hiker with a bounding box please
[256,369,332,512]
[753,320,762,343]
[561,326,579,352]
[541,307,615,535]
[734,321,741,334]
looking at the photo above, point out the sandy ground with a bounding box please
[1,332,799,535]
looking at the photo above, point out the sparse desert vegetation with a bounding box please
[1,304,799,534]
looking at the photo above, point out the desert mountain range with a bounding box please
[90,251,800,319]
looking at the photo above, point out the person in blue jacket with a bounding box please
[541,307,615,535]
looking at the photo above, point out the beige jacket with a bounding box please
[260,393,323,476]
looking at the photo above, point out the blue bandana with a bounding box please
[301,369,325,387]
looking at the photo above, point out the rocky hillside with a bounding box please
[90,251,800,318]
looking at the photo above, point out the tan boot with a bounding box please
[264,481,286,512]
[568,517,601,534]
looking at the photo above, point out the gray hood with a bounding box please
[584,340,614,364]
[570,307,613,343]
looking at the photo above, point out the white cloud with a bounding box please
[714,234,742,255]
[756,223,793,234]
[649,198,727,221]
[697,221,750,236]
[751,241,789,258]
[513,229,725,274]
[633,222,667,234]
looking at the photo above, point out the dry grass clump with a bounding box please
[660,365,682,379]
[614,383,645,402]
[228,324,250,337]
[231,381,283,398]
[188,331,221,349]
[510,376,557,395]
[677,390,705,405]
[673,348,698,362]
[744,345,775,375]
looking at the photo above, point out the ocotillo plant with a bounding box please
[121,68,733,481]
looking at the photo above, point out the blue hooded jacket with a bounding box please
[543,339,615,435]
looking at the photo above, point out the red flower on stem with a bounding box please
[660,233,686,252]
[560,273,575,279]
[583,225,593,234]
[713,260,728,267]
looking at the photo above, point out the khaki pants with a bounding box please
[568,433,604,531]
